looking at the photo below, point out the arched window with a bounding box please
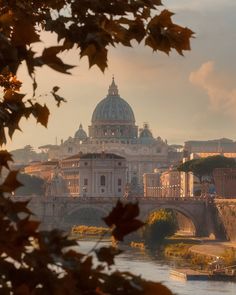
[100,175,105,186]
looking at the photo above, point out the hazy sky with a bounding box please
[6,0,236,151]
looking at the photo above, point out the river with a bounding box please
[77,240,236,295]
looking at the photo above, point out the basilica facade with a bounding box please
[40,78,173,191]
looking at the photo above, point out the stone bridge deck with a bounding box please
[13,196,215,236]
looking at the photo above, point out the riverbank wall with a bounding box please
[215,199,236,242]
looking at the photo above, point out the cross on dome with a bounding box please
[108,76,119,96]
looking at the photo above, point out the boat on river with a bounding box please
[170,265,236,282]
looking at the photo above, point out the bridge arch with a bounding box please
[60,205,110,229]
[142,204,201,236]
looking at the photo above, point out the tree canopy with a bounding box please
[15,173,45,195]
[144,209,177,247]
[178,155,236,182]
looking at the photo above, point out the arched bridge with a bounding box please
[20,196,217,237]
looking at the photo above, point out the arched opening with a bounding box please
[175,212,196,236]
[143,207,198,246]
[63,206,108,228]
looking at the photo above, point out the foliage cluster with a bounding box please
[222,248,236,266]
[178,155,236,183]
[71,225,110,236]
[0,0,193,76]
[15,173,45,196]
[143,209,178,247]
[0,0,193,293]
[190,254,212,270]
[130,241,145,251]
[164,243,192,259]
[164,243,214,270]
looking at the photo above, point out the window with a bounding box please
[118,178,122,186]
[84,178,88,186]
[118,188,121,193]
[84,162,88,166]
[118,162,122,166]
[100,175,105,186]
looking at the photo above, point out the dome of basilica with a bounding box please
[91,78,135,124]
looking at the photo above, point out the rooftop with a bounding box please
[64,152,125,161]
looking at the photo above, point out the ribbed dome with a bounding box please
[91,78,135,123]
[74,124,87,140]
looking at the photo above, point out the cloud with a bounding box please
[189,61,236,116]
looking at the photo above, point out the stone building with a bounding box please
[213,168,236,198]
[143,170,161,197]
[181,150,236,197]
[24,160,59,181]
[61,152,126,197]
[184,138,236,158]
[45,170,69,197]
[40,78,173,191]
[143,167,181,198]
[160,167,181,197]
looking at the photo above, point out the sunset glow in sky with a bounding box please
[6,0,236,151]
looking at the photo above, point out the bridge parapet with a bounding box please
[13,195,213,203]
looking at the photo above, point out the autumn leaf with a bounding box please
[0,170,22,193]
[41,46,74,74]
[31,103,50,127]
[80,44,108,72]
[17,217,40,235]
[12,20,40,46]
[4,90,25,101]
[96,246,122,266]
[0,150,13,172]
[112,219,145,241]
[0,10,14,26]
[14,284,31,295]
[103,201,145,241]
[0,125,7,146]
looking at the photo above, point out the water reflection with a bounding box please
[77,240,236,295]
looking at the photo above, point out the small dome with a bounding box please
[139,123,153,139]
[91,78,135,123]
[74,124,87,140]
[139,123,154,144]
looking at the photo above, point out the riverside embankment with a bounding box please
[190,241,236,258]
